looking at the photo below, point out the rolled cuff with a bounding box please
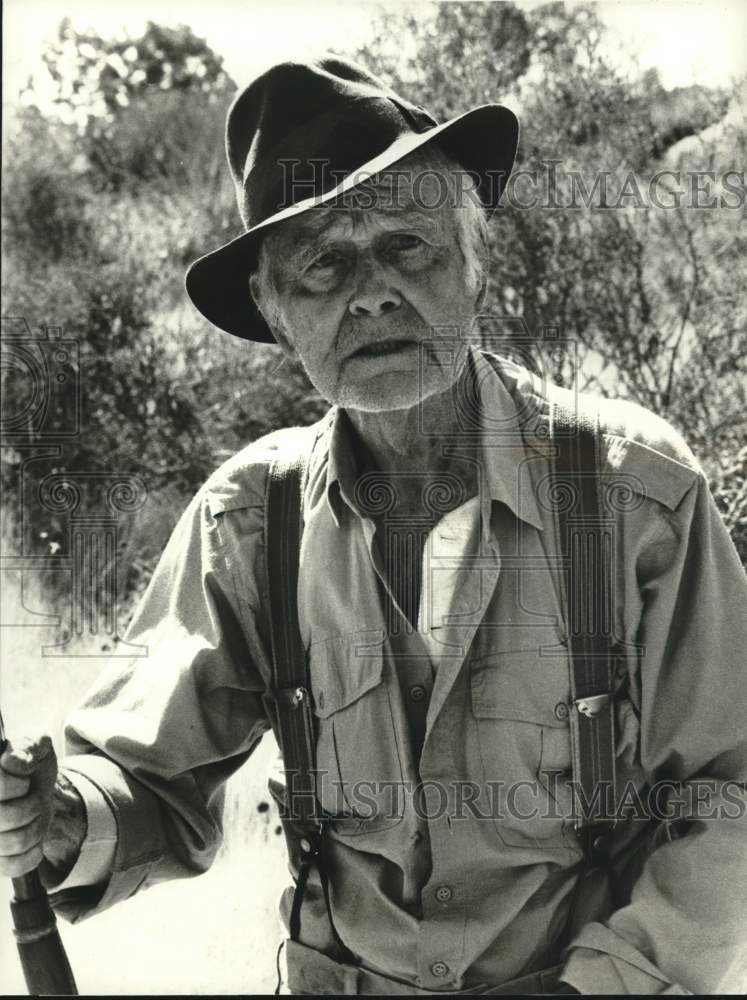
[54,769,117,891]
[48,753,167,924]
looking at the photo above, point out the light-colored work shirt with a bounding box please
[51,350,747,994]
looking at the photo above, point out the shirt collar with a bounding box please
[324,347,545,537]
[325,407,364,526]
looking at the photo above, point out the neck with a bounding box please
[345,354,479,492]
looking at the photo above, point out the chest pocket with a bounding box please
[309,632,404,836]
[470,651,577,850]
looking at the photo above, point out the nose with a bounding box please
[348,256,402,318]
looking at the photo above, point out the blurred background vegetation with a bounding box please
[2,2,745,638]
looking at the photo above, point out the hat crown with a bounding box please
[225,56,438,228]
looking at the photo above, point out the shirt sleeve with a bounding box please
[49,482,273,924]
[561,472,747,994]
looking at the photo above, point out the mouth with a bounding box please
[348,338,415,359]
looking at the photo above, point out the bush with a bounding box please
[3,108,93,263]
[2,93,329,608]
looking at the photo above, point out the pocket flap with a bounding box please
[470,651,569,728]
[309,631,386,718]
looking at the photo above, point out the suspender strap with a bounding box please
[264,450,358,974]
[265,453,318,827]
[551,402,617,861]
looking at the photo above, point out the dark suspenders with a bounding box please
[551,402,618,870]
[263,400,619,967]
[264,451,318,833]
[264,449,357,974]
[550,403,622,950]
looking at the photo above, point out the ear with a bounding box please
[249,273,296,357]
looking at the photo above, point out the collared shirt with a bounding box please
[52,351,747,994]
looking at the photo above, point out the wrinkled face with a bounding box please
[250,173,484,411]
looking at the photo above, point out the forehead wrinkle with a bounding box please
[297,205,445,245]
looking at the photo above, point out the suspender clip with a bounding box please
[291,686,309,708]
[575,693,611,718]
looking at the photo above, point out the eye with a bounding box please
[388,233,425,252]
[307,250,341,272]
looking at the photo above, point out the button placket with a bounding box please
[416,763,464,990]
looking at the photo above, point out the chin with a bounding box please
[333,366,456,413]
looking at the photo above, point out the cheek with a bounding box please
[408,256,476,322]
[280,299,347,394]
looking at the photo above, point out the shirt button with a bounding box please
[435,884,453,903]
[431,961,449,978]
[554,701,569,722]
[410,684,426,702]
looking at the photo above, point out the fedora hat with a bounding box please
[185,55,519,342]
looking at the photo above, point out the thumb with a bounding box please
[0,735,55,777]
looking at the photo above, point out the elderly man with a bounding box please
[1,57,746,995]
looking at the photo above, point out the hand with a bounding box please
[0,735,58,876]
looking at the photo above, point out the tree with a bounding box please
[25,19,235,192]
[353,2,532,118]
[38,18,232,120]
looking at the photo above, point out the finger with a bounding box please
[0,842,44,878]
[0,793,40,832]
[0,771,31,802]
[0,736,54,777]
[0,815,44,857]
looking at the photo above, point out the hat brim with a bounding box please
[185,104,518,343]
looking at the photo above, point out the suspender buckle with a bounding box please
[273,685,311,710]
[575,692,611,717]
[291,686,309,708]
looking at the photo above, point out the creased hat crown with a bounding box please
[226,56,438,228]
